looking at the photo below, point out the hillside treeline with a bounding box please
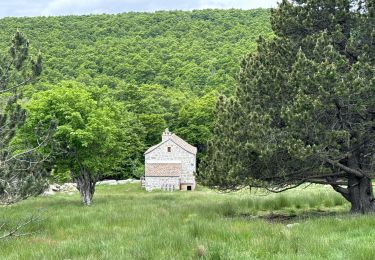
[0,9,272,180]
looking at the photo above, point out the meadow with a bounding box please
[1,183,375,260]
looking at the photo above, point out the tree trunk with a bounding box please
[347,175,375,214]
[74,170,96,206]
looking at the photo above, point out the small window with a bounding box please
[187,186,192,191]
[167,147,171,152]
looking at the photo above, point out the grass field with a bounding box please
[1,183,375,259]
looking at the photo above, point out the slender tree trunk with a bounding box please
[74,170,96,206]
[347,175,375,214]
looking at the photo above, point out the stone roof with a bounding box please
[145,162,182,177]
[144,131,197,155]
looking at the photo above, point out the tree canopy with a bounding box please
[19,81,144,205]
[200,0,375,213]
[0,9,272,93]
[0,9,273,178]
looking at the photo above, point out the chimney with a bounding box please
[162,128,172,142]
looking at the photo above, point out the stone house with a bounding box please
[143,129,197,191]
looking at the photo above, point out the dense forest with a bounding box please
[0,9,272,180]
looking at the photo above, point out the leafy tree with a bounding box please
[0,10,274,170]
[0,9,272,93]
[176,91,218,156]
[200,0,375,213]
[0,31,45,205]
[20,81,143,205]
[115,84,187,147]
[138,114,167,149]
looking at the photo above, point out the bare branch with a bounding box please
[307,178,348,185]
[0,78,33,94]
[0,210,44,240]
[265,181,305,193]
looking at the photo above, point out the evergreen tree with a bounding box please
[0,32,44,204]
[200,0,375,213]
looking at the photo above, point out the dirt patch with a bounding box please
[261,213,298,223]
[236,210,346,223]
[233,212,298,223]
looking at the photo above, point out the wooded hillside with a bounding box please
[0,9,272,179]
[0,9,271,91]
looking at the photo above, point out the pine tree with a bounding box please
[0,31,45,204]
[200,0,375,213]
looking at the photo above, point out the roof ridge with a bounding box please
[144,133,197,155]
[171,134,197,154]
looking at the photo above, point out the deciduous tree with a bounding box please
[21,81,143,205]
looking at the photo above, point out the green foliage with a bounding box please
[176,91,218,158]
[114,84,187,148]
[0,10,273,171]
[201,0,375,212]
[50,169,71,184]
[0,10,272,92]
[0,31,45,205]
[19,81,144,204]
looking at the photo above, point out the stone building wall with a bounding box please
[145,139,196,190]
[146,140,195,174]
[145,162,182,176]
[144,176,180,191]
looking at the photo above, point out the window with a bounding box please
[167,147,171,152]
[187,186,192,191]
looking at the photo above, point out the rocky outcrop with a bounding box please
[43,183,77,195]
[96,180,117,185]
[96,179,140,185]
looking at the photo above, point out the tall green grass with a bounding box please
[0,184,373,260]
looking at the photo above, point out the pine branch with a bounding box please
[265,181,306,193]
[325,158,364,178]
